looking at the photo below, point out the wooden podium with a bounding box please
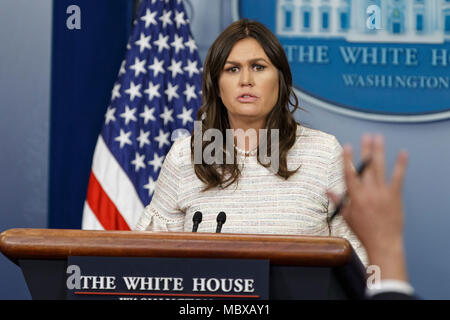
[0,228,367,300]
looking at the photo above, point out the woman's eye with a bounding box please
[226,66,239,73]
[253,64,265,71]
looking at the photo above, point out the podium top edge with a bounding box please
[0,228,353,267]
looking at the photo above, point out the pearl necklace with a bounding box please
[234,144,258,156]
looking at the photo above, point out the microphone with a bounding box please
[215,211,226,233]
[192,211,202,232]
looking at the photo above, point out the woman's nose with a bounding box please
[239,68,254,87]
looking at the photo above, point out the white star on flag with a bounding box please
[143,176,156,196]
[165,82,179,102]
[177,106,193,126]
[118,60,127,76]
[148,152,165,172]
[184,36,197,53]
[125,81,142,101]
[159,10,173,28]
[174,11,187,29]
[105,106,116,124]
[160,106,174,125]
[183,83,197,102]
[183,59,200,78]
[135,32,151,53]
[139,105,156,124]
[111,84,121,101]
[114,129,132,148]
[154,33,170,53]
[136,129,151,148]
[154,129,171,149]
[130,57,147,77]
[144,82,161,101]
[148,57,165,77]
[170,34,185,54]
[131,152,146,172]
[168,59,183,78]
[141,8,157,28]
[120,106,137,125]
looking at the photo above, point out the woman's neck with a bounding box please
[229,119,265,152]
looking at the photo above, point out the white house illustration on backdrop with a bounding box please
[276,0,450,43]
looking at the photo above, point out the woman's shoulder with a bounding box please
[294,124,341,150]
[168,133,192,161]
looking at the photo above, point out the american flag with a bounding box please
[82,0,202,230]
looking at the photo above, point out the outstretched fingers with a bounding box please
[373,135,386,185]
[390,150,409,193]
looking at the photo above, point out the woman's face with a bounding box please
[218,38,279,128]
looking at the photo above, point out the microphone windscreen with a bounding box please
[193,211,202,223]
[217,211,226,223]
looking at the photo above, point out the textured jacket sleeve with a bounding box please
[134,140,185,231]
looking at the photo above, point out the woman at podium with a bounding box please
[134,19,368,266]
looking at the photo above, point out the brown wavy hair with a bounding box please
[190,19,301,192]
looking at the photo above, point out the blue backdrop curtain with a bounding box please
[49,0,134,228]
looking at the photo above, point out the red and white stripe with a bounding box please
[82,136,144,230]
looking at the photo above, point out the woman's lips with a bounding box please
[237,95,258,103]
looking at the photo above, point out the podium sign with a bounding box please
[66,257,269,300]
